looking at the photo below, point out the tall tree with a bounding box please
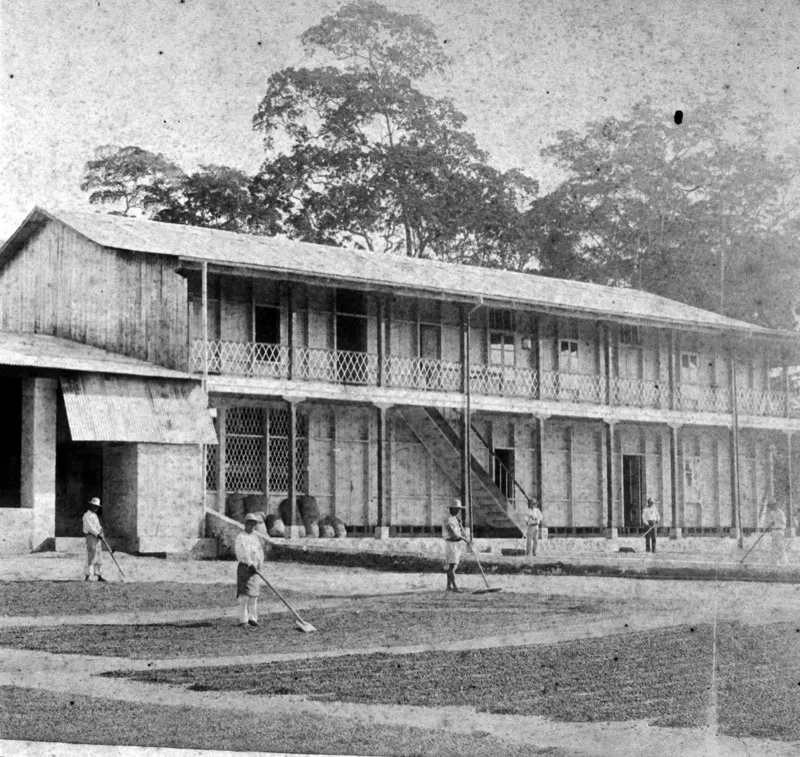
[538,101,800,327]
[253,0,537,258]
[80,145,185,216]
[153,165,280,235]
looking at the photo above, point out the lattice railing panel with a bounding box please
[675,384,730,413]
[385,355,462,392]
[190,340,289,378]
[611,377,667,408]
[295,347,378,385]
[540,371,606,404]
[469,364,538,398]
[736,388,786,417]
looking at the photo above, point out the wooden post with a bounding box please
[668,330,676,411]
[377,296,386,388]
[287,284,295,381]
[201,261,209,389]
[605,419,616,536]
[729,350,743,548]
[669,423,680,539]
[536,416,545,516]
[604,323,613,405]
[375,404,388,537]
[533,317,541,400]
[287,399,297,535]
[262,408,270,505]
[216,406,227,514]
[566,424,574,531]
[784,365,791,418]
[788,432,794,534]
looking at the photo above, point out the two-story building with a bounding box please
[0,207,798,554]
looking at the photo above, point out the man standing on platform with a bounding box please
[82,497,106,582]
[642,498,660,554]
[524,498,543,557]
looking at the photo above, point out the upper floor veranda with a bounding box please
[184,271,800,428]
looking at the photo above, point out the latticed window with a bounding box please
[267,408,308,494]
[205,444,218,491]
[225,407,265,493]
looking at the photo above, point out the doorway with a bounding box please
[622,454,645,529]
[335,290,368,383]
[494,448,515,501]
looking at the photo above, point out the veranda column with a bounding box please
[21,378,57,551]
[375,403,390,539]
[604,419,617,538]
[460,305,471,529]
[787,432,795,536]
[377,296,386,388]
[286,284,295,381]
[284,398,302,539]
[215,407,227,515]
[669,423,681,539]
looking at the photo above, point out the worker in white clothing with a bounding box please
[82,497,106,582]
[524,498,543,557]
[235,513,265,627]
[765,501,789,565]
[642,498,660,554]
[442,499,467,592]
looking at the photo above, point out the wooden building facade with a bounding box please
[0,208,798,552]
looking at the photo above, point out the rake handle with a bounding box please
[99,533,126,580]
[254,569,307,626]
[465,540,492,590]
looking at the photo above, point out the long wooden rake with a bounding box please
[255,569,317,633]
[99,533,126,581]
[465,540,501,595]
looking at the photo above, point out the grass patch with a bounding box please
[0,686,559,757]
[115,621,800,742]
[0,592,607,658]
[0,581,235,617]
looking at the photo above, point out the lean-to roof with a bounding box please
[0,206,788,338]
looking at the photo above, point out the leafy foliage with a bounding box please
[80,145,185,216]
[152,165,280,234]
[538,101,800,327]
[252,0,537,258]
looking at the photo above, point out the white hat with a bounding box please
[244,513,261,524]
[87,497,101,508]
[448,498,466,509]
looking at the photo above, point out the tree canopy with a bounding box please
[535,101,800,328]
[252,0,537,258]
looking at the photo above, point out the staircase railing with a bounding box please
[468,422,534,508]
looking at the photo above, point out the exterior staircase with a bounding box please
[398,407,525,534]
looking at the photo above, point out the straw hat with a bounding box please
[244,513,262,524]
[87,497,101,509]
[448,498,466,510]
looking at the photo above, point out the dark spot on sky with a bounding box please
[674,110,683,125]
[723,83,731,90]
[257,41,262,46]
[159,51,164,55]
[443,39,449,44]
[8,74,13,79]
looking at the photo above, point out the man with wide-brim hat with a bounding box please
[234,513,266,627]
[442,498,467,592]
[82,497,106,582]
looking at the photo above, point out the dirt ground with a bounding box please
[0,552,799,757]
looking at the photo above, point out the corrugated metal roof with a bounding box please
[61,375,217,445]
[0,330,193,379]
[1,206,787,338]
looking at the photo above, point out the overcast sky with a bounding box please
[1,0,798,240]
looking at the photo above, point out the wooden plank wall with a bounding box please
[0,221,188,370]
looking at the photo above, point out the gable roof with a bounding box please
[0,206,789,339]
